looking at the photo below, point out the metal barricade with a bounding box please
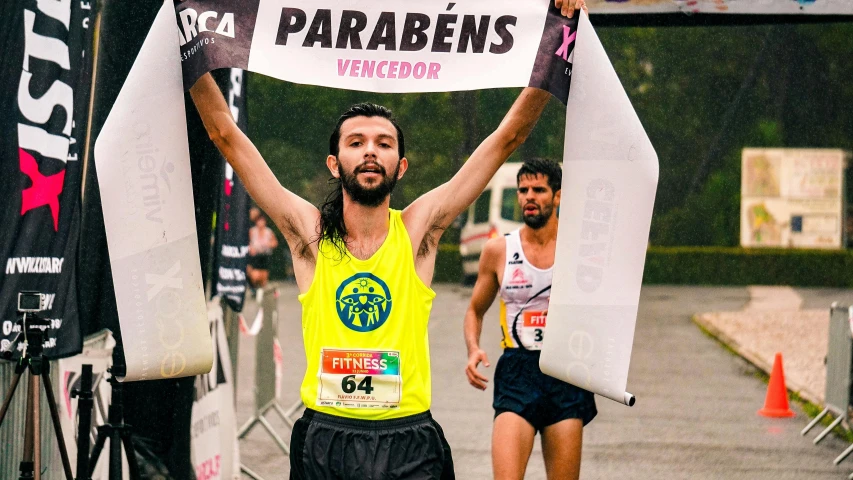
[802,304,853,476]
[237,285,304,480]
[802,304,853,443]
[224,299,240,405]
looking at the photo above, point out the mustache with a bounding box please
[354,162,386,175]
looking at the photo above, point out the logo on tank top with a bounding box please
[509,252,523,265]
[509,268,529,285]
[335,273,392,332]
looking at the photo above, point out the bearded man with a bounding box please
[463,159,596,480]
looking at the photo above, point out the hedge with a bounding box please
[275,244,853,287]
[435,245,853,287]
[643,246,853,287]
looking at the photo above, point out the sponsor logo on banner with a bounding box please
[178,8,236,46]
[19,148,65,231]
[577,179,616,293]
[17,4,76,231]
[220,245,249,258]
[5,257,64,274]
[335,273,392,332]
[143,261,189,378]
[132,122,176,224]
[565,327,595,387]
[527,3,576,103]
[554,25,576,62]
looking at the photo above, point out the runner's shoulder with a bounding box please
[481,236,506,264]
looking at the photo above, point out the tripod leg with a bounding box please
[0,371,23,428]
[120,432,142,480]
[19,375,35,480]
[88,428,108,477]
[109,428,122,480]
[41,374,74,480]
[32,375,41,480]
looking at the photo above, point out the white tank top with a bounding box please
[498,229,552,350]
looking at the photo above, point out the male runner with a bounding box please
[247,211,278,298]
[463,158,596,480]
[190,2,584,477]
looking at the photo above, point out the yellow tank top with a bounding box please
[298,209,436,419]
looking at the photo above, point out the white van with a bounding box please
[459,163,523,284]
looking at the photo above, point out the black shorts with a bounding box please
[493,348,597,432]
[290,408,455,480]
[247,252,271,270]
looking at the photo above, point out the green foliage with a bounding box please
[434,244,463,283]
[597,23,853,246]
[247,22,853,250]
[644,246,853,287]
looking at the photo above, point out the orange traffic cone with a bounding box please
[758,352,795,418]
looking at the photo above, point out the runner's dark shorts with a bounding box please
[290,408,455,480]
[493,348,597,432]
[247,252,271,270]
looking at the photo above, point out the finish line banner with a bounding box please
[587,0,853,15]
[96,0,658,405]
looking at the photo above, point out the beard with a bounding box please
[338,159,400,207]
[522,203,554,229]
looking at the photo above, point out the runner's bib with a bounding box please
[317,349,402,409]
[521,310,547,350]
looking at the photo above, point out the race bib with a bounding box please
[521,310,547,350]
[317,349,401,409]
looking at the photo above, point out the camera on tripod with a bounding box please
[17,291,48,313]
[0,291,75,479]
[1,292,50,360]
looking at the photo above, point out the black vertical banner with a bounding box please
[0,0,94,359]
[212,68,251,312]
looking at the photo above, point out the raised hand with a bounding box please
[555,0,588,18]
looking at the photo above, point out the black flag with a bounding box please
[212,69,251,312]
[0,0,94,359]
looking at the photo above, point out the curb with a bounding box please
[692,312,822,407]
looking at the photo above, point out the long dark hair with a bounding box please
[316,103,405,259]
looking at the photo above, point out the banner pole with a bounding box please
[80,5,103,201]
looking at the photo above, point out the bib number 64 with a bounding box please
[341,375,374,394]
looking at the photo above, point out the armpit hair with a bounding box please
[417,209,449,259]
[277,212,314,262]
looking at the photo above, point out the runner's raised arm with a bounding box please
[189,74,319,266]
